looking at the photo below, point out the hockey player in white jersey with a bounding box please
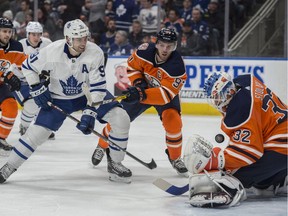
[15,21,55,139]
[0,19,132,183]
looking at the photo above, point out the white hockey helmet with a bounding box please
[64,19,89,41]
[26,21,43,37]
[204,72,236,114]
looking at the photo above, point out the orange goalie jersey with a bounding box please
[126,43,187,105]
[221,74,287,171]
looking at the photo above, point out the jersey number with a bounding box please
[262,88,287,124]
[232,129,251,144]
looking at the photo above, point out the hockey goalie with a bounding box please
[183,71,287,208]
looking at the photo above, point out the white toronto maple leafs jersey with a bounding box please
[19,37,52,55]
[22,39,106,102]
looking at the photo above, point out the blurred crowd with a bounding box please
[0,0,264,56]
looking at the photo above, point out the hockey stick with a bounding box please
[91,94,129,107]
[48,102,157,170]
[82,83,129,106]
[153,178,189,196]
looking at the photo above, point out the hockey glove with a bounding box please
[133,78,148,89]
[122,86,146,103]
[30,83,52,110]
[76,106,97,135]
[3,71,21,91]
[39,70,50,87]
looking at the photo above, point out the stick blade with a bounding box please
[147,159,157,169]
[153,178,189,196]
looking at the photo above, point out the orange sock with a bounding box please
[98,123,111,149]
[0,98,18,139]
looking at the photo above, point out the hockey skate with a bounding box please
[107,149,132,183]
[165,149,188,177]
[0,163,16,183]
[91,145,105,166]
[0,138,13,156]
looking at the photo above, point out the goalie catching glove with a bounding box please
[183,134,225,174]
[189,170,246,208]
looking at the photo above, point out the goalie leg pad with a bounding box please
[189,171,246,208]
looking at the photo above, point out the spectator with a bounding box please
[177,20,205,56]
[164,9,183,35]
[128,20,144,48]
[138,0,163,36]
[108,30,134,56]
[37,8,57,41]
[105,0,115,22]
[99,19,116,53]
[192,0,211,12]
[113,0,139,32]
[190,7,210,54]
[42,0,60,23]
[179,0,192,22]
[14,0,32,25]
[42,30,50,39]
[57,0,83,25]
[203,0,224,54]
[85,0,107,35]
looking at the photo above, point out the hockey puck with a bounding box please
[215,134,225,143]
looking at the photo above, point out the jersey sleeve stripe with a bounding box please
[162,86,176,98]
[22,60,36,72]
[90,89,107,92]
[225,149,254,165]
[91,81,106,87]
[265,134,288,142]
[127,71,141,77]
[227,145,259,161]
[229,141,263,157]
[159,87,169,104]
[264,143,288,148]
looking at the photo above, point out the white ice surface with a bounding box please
[0,113,287,216]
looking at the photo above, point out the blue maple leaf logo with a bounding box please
[59,76,83,96]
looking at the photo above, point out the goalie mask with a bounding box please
[63,19,90,48]
[204,72,236,114]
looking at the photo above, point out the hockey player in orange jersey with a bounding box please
[0,18,23,155]
[91,28,189,176]
[183,71,287,207]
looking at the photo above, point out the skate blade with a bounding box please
[109,173,132,184]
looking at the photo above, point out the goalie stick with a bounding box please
[153,178,189,196]
[48,102,157,170]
